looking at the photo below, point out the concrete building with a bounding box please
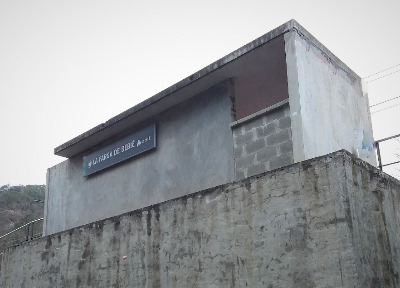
[44,20,376,236]
[1,20,399,288]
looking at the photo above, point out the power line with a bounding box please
[366,69,400,83]
[370,95,400,107]
[363,63,400,79]
[371,102,400,114]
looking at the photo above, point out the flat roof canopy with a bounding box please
[54,19,358,158]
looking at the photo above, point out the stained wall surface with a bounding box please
[2,151,398,287]
[285,31,376,166]
[44,82,235,235]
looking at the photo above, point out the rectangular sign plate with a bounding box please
[82,124,156,177]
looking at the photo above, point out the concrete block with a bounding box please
[234,130,254,146]
[233,126,244,136]
[278,116,291,129]
[245,138,266,155]
[243,117,264,132]
[284,106,290,117]
[235,169,245,180]
[235,153,255,169]
[269,154,293,170]
[278,140,293,155]
[264,108,285,124]
[256,122,277,138]
[247,163,266,177]
[234,146,244,158]
[256,146,277,163]
[266,129,291,146]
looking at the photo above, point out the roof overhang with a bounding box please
[54,19,358,158]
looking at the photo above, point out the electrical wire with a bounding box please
[363,63,400,79]
[371,102,400,114]
[370,95,400,107]
[366,69,400,83]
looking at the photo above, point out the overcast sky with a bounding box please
[1,0,400,185]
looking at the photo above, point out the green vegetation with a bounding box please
[0,184,45,237]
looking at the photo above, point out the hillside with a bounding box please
[0,184,45,242]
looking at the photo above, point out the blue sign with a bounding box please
[82,124,156,177]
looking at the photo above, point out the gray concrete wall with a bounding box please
[2,151,399,287]
[232,101,293,180]
[285,31,376,166]
[44,81,235,235]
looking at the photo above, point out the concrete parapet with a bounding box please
[1,150,398,287]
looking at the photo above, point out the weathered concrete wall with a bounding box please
[285,31,376,166]
[44,81,235,235]
[232,101,293,180]
[2,151,398,287]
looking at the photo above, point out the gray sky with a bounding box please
[1,0,400,185]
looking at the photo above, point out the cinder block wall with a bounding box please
[232,101,293,180]
[2,151,398,287]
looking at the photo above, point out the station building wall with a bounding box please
[44,82,236,235]
[44,20,376,236]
